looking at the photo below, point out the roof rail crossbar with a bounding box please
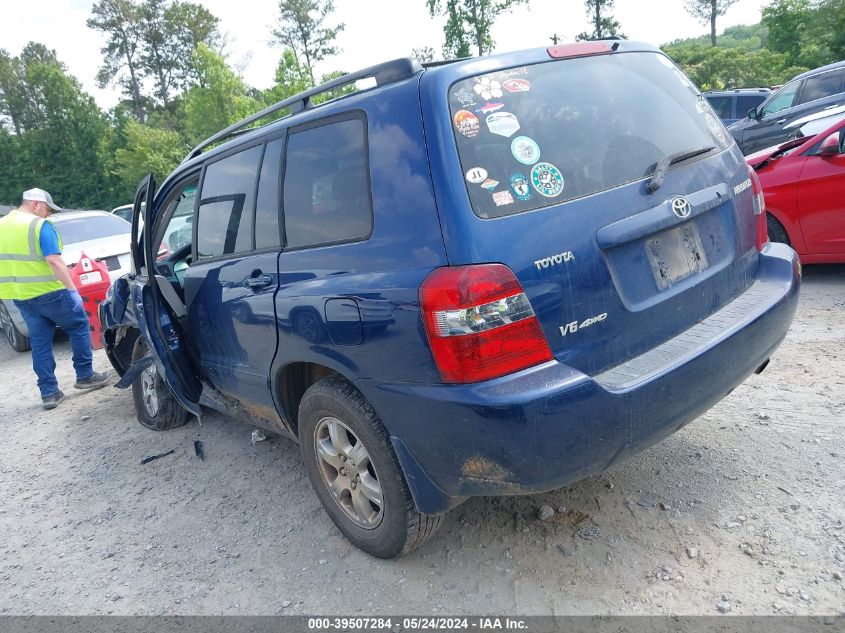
[183,57,423,163]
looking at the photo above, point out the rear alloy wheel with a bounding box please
[131,338,190,431]
[0,301,30,352]
[299,376,444,558]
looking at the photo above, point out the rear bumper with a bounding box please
[356,243,800,514]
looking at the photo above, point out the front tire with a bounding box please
[0,301,30,352]
[299,375,444,558]
[131,338,190,431]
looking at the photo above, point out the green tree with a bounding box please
[817,0,845,62]
[412,46,437,63]
[685,0,739,47]
[87,0,147,122]
[179,44,259,145]
[0,43,114,208]
[113,118,187,187]
[140,0,221,109]
[262,49,312,106]
[576,0,625,41]
[426,0,528,57]
[272,0,345,86]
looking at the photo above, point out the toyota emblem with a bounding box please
[672,197,692,218]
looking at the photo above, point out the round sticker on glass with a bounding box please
[531,162,564,198]
[465,167,488,184]
[509,173,532,201]
[454,110,480,138]
[511,136,540,165]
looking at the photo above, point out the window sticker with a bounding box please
[531,162,564,198]
[481,178,499,190]
[509,173,533,201]
[476,102,504,115]
[486,112,521,137]
[454,88,477,107]
[511,136,541,164]
[454,110,480,138]
[503,78,531,93]
[492,191,514,207]
[474,77,503,100]
[465,167,488,184]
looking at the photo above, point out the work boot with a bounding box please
[42,390,66,410]
[74,371,111,391]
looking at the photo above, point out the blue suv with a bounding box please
[101,41,800,558]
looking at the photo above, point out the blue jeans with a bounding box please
[14,289,93,398]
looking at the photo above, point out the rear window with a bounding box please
[54,214,130,244]
[450,52,732,219]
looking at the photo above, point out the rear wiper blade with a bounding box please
[646,145,716,194]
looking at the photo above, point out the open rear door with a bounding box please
[131,174,202,416]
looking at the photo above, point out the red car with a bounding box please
[748,118,845,263]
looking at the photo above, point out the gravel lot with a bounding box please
[1,265,843,616]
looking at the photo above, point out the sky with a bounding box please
[1,0,770,109]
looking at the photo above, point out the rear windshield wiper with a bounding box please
[646,145,716,194]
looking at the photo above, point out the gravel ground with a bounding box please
[0,265,843,616]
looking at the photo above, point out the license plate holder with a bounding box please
[646,222,709,291]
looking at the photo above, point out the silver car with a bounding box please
[1,210,132,352]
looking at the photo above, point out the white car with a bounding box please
[0,210,132,352]
[111,197,193,257]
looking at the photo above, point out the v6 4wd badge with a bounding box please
[559,312,608,337]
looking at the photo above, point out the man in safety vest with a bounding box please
[0,188,109,409]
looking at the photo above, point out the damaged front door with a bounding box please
[131,174,202,416]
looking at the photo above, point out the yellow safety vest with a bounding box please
[0,209,65,300]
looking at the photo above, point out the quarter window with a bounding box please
[197,145,262,259]
[706,96,732,120]
[283,117,372,249]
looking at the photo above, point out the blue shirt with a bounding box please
[39,220,61,257]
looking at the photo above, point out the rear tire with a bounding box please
[767,214,791,246]
[131,338,190,431]
[0,301,30,352]
[299,375,444,558]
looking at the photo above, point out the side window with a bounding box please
[761,82,800,118]
[196,145,263,259]
[705,96,732,120]
[283,117,372,249]
[255,138,283,250]
[798,70,845,105]
[736,95,766,116]
[154,180,197,258]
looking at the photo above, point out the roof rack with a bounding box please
[183,57,424,163]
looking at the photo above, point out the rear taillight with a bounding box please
[749,166,768,251]
[419,264,553,383]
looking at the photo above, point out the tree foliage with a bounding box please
[426,0,528,58]
[113,119,187,188]
[763,0,845,69]
[272,0,345,86]
[576,0,625,42]
[685,0,739,47]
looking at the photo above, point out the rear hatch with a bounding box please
[428,46,761,376]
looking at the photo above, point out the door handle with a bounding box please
[776,118,787,125]
[245,274,273,289]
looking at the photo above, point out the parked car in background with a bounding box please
[729,60,845,155]
[0,210,131,352]
[111,197,192,258]
[100,43,799,559]
[110,203,134,222]
[747,117,845,263]
[704,88,770,125]
[786,105,845,140]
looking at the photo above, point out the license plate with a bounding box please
[646,222,709,290]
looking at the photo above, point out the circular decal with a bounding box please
[531,162,564,198]
[509,173,533,201]
[454,110,480,138]
[511,136,541,165]
[465,167,488,184]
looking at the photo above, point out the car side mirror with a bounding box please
[819,132,841,156]
[748,108,759,120]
